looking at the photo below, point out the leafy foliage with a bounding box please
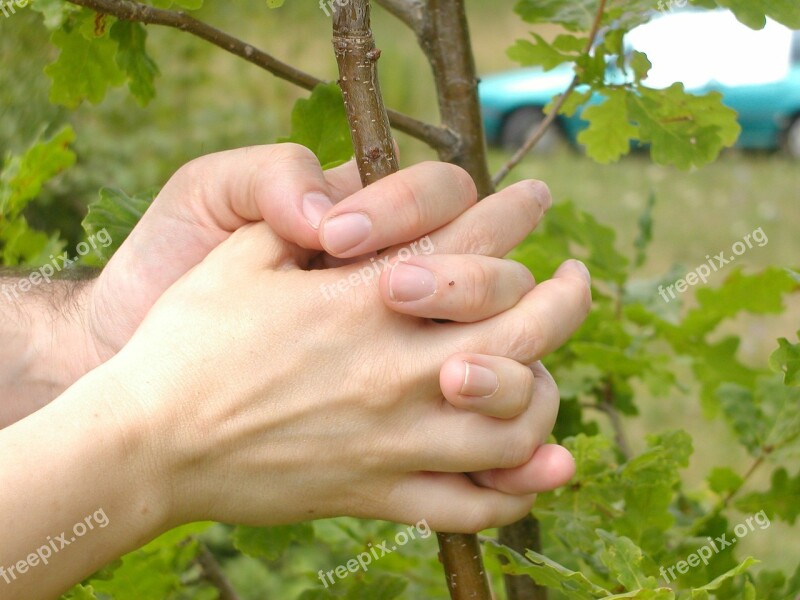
[0,127,74,265]
[506,0,800,167]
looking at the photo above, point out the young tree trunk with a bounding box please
[332,3,492,599]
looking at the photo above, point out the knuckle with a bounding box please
[514,367,536,415]
[273,142,318,164]
[462,261,497,315]
[385,176,425,232]
[462,502,498,533]
[498,431,536,469]
[447,164,479,206]
[459,225,497,257]
[505,314,544,362]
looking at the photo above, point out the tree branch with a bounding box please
[64,0,456,151]
[196,543,241,600]
[492,0,608,187]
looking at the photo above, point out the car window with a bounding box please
[626,10,793,88]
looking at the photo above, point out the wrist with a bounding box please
[98,348,191,532]
[0,277,103,424]
[28,278,104,390]
[74,355,178,538]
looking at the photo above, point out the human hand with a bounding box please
[102,205,590,533]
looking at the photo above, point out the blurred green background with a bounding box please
[1,0,798,593]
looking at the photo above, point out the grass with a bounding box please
[1,0,798,587]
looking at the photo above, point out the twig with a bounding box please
[492,0,608,187]
[196,543,241,600]
[64,0,456,151]
[720,456,765,509]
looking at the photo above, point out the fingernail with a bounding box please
[461,362,499,398]
[572,260,591,283]
[388,262,437,302]
[322,212,372,254]
[302,192,333,230]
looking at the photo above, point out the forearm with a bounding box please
[0,360,169,600]
[0,275,99,426]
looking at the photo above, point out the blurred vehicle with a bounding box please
[480,9,800,158]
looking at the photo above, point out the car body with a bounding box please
[480,9,800,157]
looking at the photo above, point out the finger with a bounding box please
[439,354,536,419]
[443,259,591,364]
[379,255,535,323]
[161,144,336,251]
[319,162,477,258]
[424,179,552,257]
[469,444,576,495]
[374,472,536,533]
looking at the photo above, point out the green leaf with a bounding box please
[736,468,800,525]
[31,0,77,29]
[0,125,75,219]
[45,11,126,108]
[627,84,741,170]
[60,584,98,600]
[616,431,692,539]
[709,0,800,30]
[690,557,758,598]
[514,0,596,31]
[604,589,675,599]
[578,89,639,164]
[628,51,652,82]
[266,0,286,7]
[279,82,353,170]
[90,523,212,600]
[597,530,658,590]
[232,522,314,561]
[707,467,743,496]
[484,540,610,598]
[682,268,796,337]
[769,334,800,386]
[110,20,159,105]
[718,377,800,459]
[508,33,581,71]
[82,187,155,261]
[512,200,629,284]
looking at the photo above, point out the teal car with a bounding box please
[480,9,800,157]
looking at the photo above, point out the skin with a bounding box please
[0,145,592,600]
